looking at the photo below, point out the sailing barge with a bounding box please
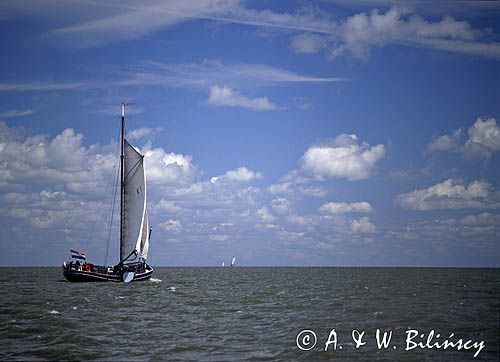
[63,104,153,282]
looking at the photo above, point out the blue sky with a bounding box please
[0,1,499,266]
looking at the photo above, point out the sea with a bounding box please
[0,267,498,361]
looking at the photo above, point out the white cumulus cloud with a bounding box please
[426,129,462,154]
[159,219,182,231]
[271,197,292,215]
[210,167,262,184]
[319,201,373,214]
[463,117,500,159]
[425,117,500,160]
[350,217,376,233]
[206,85,279,111]
[0,123,115,192]
[301,134,386,181]
[395,179,500,210]
[460,212,500,226]
[141,144,196,185]
[126,127,162,140]
[257,206,276,223]
[328,7,500,60]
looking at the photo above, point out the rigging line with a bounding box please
[104,120,121,265]
[83,119,121,255]
[123,156,143,181]
[84,161,117,252]
[105,157,120,266]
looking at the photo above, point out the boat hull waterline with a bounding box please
[63,263,153,282]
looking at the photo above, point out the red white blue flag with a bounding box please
[70,249,86,260]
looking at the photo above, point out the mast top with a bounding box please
[121,102,137,119]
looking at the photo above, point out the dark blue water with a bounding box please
[0,267,498,361]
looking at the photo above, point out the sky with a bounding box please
[0,0,499,267]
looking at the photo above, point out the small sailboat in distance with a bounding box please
[222,261,225,267]
[62,103,153,282]
[231,256,236,267]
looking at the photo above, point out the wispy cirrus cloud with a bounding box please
[0,59,344,93]
[0,109,34,118]
[50,3,500,60]
[47,0,239,48]
[43,0,336,47]
[38,0,500,58]
[41,0,498,59]
[5,1,498,60]
[124,59,345,89]
[0,81,85,92]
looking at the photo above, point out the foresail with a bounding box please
[139,209,150,260]
[121,140,147,261]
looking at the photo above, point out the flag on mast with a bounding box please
[70,249,86,260]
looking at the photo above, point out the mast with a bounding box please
[120,103,125,261]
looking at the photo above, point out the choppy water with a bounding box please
[0,267,498,361]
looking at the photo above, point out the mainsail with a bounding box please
[121,139,149,261]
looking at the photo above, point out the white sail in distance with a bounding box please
[231,256,236,267]
[121,140,149,261]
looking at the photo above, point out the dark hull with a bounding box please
[63,264,153,283]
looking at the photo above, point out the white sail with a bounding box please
[121,139,148,261]
[231,256,236,267]
[139,210,150,260]
[222,261,225,267]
